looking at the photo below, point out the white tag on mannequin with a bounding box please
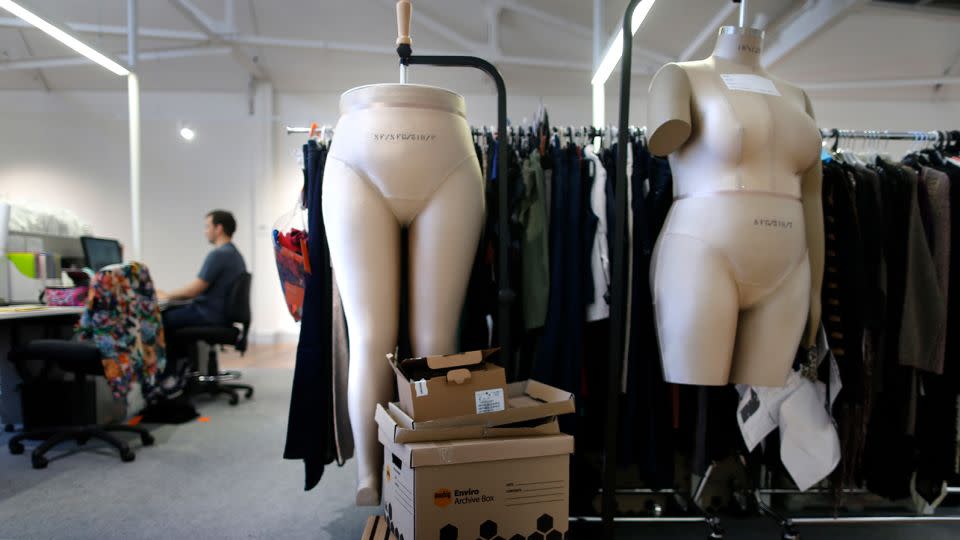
[414,379,429,397]
[720,74,781,96]
[475,388,505,414]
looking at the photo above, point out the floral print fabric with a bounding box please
[76,262,167,401]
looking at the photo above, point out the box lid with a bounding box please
[388,379,574,430]
[390,348,500,379]
[387,434,574,468]
[375,403,560,444]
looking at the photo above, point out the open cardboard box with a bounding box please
[387,380,575,431]
[389,349,509,422]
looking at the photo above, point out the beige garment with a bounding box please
[331,273,353,463]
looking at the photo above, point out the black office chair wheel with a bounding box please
[4,423,13,432]
[244,388,254,399]
[120,448,136,463]
[9,440,25,455]
[31,454,48,469]
[229,393,240,406]
[76,434,90,446]
[140,432,155,446]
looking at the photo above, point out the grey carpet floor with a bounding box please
[0,368,370,540]
[1,367,958,539]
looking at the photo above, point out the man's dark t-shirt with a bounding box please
[193,242,246,324]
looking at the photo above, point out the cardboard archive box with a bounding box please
[377,426,574,540]
[379,380,575,445]
[389,349,508,422]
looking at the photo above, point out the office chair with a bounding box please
[7,340,155,469]
[170,272,254,406]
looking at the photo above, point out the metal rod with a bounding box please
[605,2,643,538]
[572,516,710,523]
[399,63,408,84]
[792,516,960,525]
[127,0,141,261]
[739,0,749,27]
[819,128,941,141]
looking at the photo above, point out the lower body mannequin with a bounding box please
[651,194,810,386]
[321,84,484,505]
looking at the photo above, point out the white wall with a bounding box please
[3,87,960,344]
[0,90,267,334]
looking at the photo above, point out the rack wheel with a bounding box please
[9,441,24,455]
[244,388,254,399]
[120,448,136,462]
[706,516,724,540]
[140,432,155,446]
[31,454,48,469]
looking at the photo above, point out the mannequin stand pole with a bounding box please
[396,47,515,375]
[604,1,641,537]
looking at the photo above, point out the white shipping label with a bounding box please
[414,379,429,397]
[475,388,506,414]
[720,74,781,96]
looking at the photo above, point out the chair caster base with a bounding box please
[120,449,136,463]
[9,441,24,455]
[31,454,48,469]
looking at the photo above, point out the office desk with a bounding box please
[0,306,85,427]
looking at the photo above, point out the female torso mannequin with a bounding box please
[322,83,485,504]
[646,26,823,386]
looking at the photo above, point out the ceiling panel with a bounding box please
[775,8,960,83]
[0,0,955,101]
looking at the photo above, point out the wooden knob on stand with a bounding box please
[396,0,412,47]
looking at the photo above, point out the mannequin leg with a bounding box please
[321,158,401,505]
[651,233,739,385]
[408,156,485,356]
[729,256,811,386]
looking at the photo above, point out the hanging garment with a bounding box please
[519,150,550,330]
[584,145,609,322]
[619,140,675,486]
[330,273,353,464]
[820,161,868,487]
[284,139,351,490]
[863,159,925,500]
[896,163,946,374]
[76,262,168,402]
[915,166,951,374]
[535,141,584,395]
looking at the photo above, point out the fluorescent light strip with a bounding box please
[0,0,129,76]
[591,0,656,86]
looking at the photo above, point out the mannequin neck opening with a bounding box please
[711,26,764,68]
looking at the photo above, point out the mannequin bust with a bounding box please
[322,83,485,504]
[646,26,824,386]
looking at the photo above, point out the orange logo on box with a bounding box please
[433,488,452,508]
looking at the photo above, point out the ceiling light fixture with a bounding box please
[179,126,196,141]
[591,0,656,86]
[0,0,129,76]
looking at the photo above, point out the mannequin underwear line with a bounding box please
[655,232,809,307]
[653,195,809,308]
[324,153,479,226]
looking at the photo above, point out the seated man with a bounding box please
[159,209,247,331]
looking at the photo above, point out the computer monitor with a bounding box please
[81,236,122,272]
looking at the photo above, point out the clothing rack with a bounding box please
[602,0,960,537]
[819,128,943,142]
